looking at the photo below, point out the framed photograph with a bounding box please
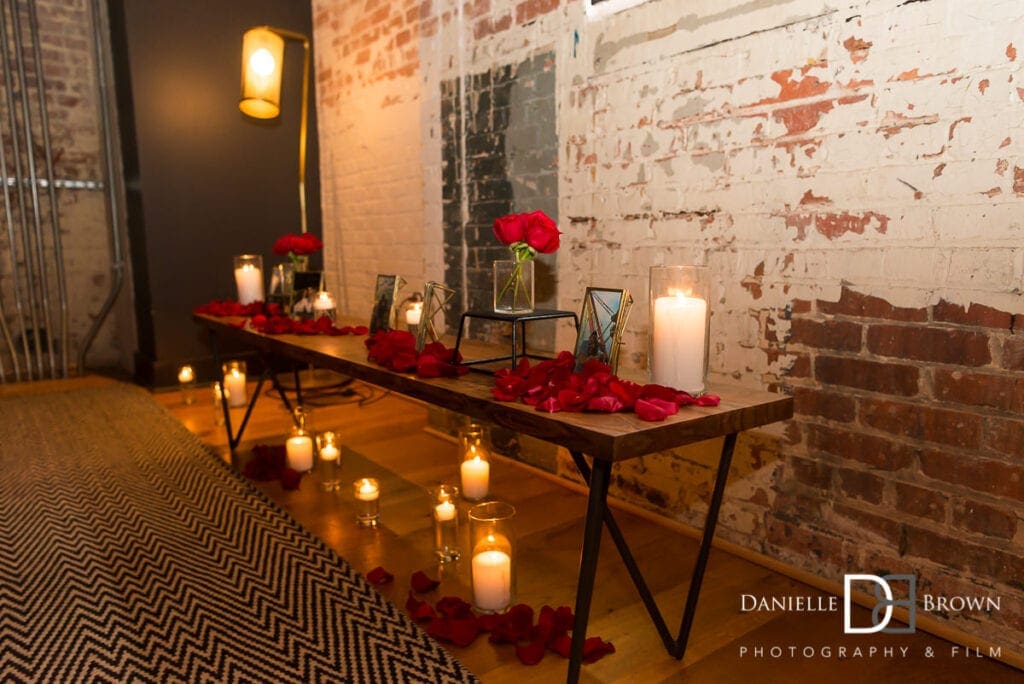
[573,287,633,373]
[369,274,403,333]
[289,271,325,318]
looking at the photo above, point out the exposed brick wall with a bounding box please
[0,0,127,374]
[783,287,1024,644]
[314,0,1024,655]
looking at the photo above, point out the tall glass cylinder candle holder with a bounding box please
[177,365,196,406]
[221,360,247,408]
[354,478,381,527]
[233,254,264,305]
[316,431,341,491]
[469,501,515,613]
[649,265,711,394]
[431,483,461,563]
[458,424,490,502]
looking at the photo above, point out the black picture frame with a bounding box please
[573,287,632,373]
[290,271,325,317]
[369,274,401,333]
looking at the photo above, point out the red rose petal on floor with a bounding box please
[427,617,479,647]
[582,636,616,663]
[366,566,394,585]
[475,613,501,632]
[516,637,547,665]
[279,467,302,490]
[411,570,440,593]
[405,591,436,622]
[436,596,475,619]
[550,634,572,658]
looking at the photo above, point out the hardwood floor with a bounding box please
[153,377,1018,684]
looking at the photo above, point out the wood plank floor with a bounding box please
[150,377,1018,683]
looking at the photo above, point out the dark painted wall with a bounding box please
[108,0,320,386]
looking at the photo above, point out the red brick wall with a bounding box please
[782,287,1023,642]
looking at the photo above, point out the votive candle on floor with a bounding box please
[222,362,247,408]
[354,478,380,527]
[177,365,196,406]
[432,483,460,563]
[286,432,314,472]
[460,445,490,501]
[469,501,515,613]
[317,431,341,491]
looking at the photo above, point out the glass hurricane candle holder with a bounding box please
[649,265,711,394]
[469,501,515,613]
[458,424,490,502]
[316,430,341,491]
[312,290,337,321]
[221,360,247,408]
[233,254,264,305]
[177,364,196,406]
[431,483,461,563]
[354,478,381,527]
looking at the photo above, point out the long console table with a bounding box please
[195,313,793,682]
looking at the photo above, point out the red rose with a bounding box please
[493,213,528,245]
[272,232,323,255]
[524,210,560,253]
[272,234,298,256]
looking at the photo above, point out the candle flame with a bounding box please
[668,287,693,299]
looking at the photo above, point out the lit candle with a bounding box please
[234,263,264,305]
[472,536,512,612]
[406,301,423,326]
[651,290,708,393]
[223,368,247,408]
[286,434,314,472]
[313,291,335,314]
[355,478,380,501]
[434,498,456,522]
[320,444,339,463]
[177,365,194,383]
[460,446,490,500]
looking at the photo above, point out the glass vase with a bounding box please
[469,501,515,613]
[316,431,341,491]
[493,258,534,314]
[649,265,711,394]
[431,483,461,563]
[458,424,489,502]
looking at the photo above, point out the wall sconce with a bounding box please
[239,26,311,234]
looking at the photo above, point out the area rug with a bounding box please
[0,383,478,683]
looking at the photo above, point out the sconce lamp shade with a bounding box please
[239,27,284,119]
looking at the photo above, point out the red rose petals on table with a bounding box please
[491,352,720,421]
[194,299,280,317]
[365,330,468,379]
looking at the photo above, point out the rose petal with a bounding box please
[366,566,394,585]
[427,617,479,647]
[436,596,475,619]
[516,638,547,665]
[279,467,302,490]
[405,591,436,622]
[585,394,624,413]
[634,398,669,422]
[696,393,721,406]
[411,570,441,593]
[582,636,616,663]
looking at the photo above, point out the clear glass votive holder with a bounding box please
[316,431,342,491]
[233,254,264,305]
[312,290,337,321]
[177,364,196,406]
[212,384,227,426]
[354,477,380,527]
[431,483,461,563]
[469,501,515,613]
[649,265,711,394]
[221,360,247,408]
[459,424,490,502]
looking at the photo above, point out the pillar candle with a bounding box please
[472,547,512,612]
[460,448,490,500]
[177,365,194,383]
[651,292,708,393]
[223,369,247,407]
[286,435,314,472]
[406,302,423,326]
[234,263,264,305]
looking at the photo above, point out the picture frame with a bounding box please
[573,287,633,373]
[289,271,325,318]
[415,280,456,352]
[369,274,405,333]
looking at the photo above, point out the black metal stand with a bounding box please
[565,433,738,682]
[208,329,304,452]
[451,308,579,369]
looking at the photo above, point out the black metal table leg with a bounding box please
[567,432,740,670]
[567,452,611,683]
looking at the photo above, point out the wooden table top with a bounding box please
[195,314,793,462]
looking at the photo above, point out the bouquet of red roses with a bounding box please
[493,210,561,311]
[273,232,323,268]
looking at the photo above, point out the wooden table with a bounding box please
[195,314,793,682]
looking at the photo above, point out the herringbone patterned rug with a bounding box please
[0,383,478,683]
